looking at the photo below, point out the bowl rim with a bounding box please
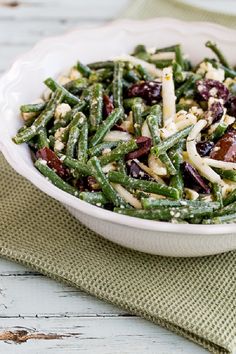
[1,17,236,236]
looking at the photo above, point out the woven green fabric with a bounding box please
[1,2,236,353]
[124,0,236,28]
[0,153,236,353]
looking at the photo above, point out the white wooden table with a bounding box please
[0,1,207,352]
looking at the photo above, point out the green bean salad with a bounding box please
[13,42,236,224]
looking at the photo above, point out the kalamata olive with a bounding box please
[75,178,86,192]
[181,162,210,194]
[196,79,229,102]
[126,136,152,160]
[36,147,68,179]
[225,95,236,118]
[210,129,236,162]
[209,101,224,124]
[127,160,151,180]
[127,81,162,105]
[103,94,114,118]
[196,141,214,157]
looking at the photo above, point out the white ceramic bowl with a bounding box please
[1,18,236,257]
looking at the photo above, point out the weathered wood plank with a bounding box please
[0,0,130,20]
[0,273,128,317]
[0,317,207,353]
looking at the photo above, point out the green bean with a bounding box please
[114,205,214,221]
[63,78,88,95]
[79,191,108,206]
[88,61,114,70]
[151,125,193,157]
[66,126,80,158]
[60,155,90,176]
[214,168,236,182]
[151,59,173,68]
[136,64,152,81]
[175,44,185,69]
[48,135,55,148]
[35,159,79,197]
[124,69,140,83]
[108,171,179,199]
[221,65,236,79]
[147,114,161,145]
[88,141,120,157]
[76,61,92,77]
[173,62,187,83]
[88,157,125,207]
[116,158,127,174]
[202,213,236,224]
[210,122,227,141]
[175,75,200,100]
[155,44,177,53]
[20,102,47,113]
[98,140,138,166]
[132,99,143,136]
[133,44,150,61]
[212,183,223,208]
[13,89,64,144]
[60,111,86,143]
[44,77,80,106]
[77,119,88,164]
[205,41,230,69]
[223,189,236,206]
[159,153,177,176]
[89,69,113,84]
[113,61,124,109]
[141,198,220,209]
[37,128,49,149]
[214,201,236,217]
[89,108,123,147]
[169,141,184,197]
[123,97,142,110]
[89,83,103,131]
[150,104,163,127]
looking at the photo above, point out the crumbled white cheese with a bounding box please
[57,75,71,86]
[224,77,236,89]
[103,131,132,142]
[184,188,199,201]
[54,140,64,151]
[55,127,66,140]
[69,67,81,80]
[55,103,71,121]
[196,61,225,82]
[102,148,112,155]
[22,112,37,122]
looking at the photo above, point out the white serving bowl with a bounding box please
[0,18,236,257]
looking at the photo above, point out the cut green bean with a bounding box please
[210,122,227,141]
[151,125,193,157]
[60,155,90,176]
[77,119,88,164]
[37,128,49,149]
[88,157,126,207]
[60,111,86,143]
[44,77,80,106]
[214,168,236,182]
[159,153,177,176]
[76,61,92,77]
[133,44,150,61]
[114,205,214,221]
[113,61,124,109]
[88,61,114,70]
[175,44,185,69]
[147,114,161,145]
[136,64,152,81]
[98,140,138,166]
[63,78,88,95]
[169,141,184,197]
[223,189,236,206]
[141,198,220,209]
[205,41,230,69]
[108,171,179,199]
[203,213,236,224]
[175,75,200,100]
[80,191,108,206]
[66,126,80,158]
[88,141,120,157]
[35,159,79,197]
[132,99,143,136]
[212,183,223,208]
[89,83,103,131]
[89,108,123,147]
[155,45,177,53]
[20,102,47,113]
[13,89,64,144]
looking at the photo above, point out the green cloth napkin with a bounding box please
[124,0,236,28]
[1,2,236,353]
[0,153,235,354]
